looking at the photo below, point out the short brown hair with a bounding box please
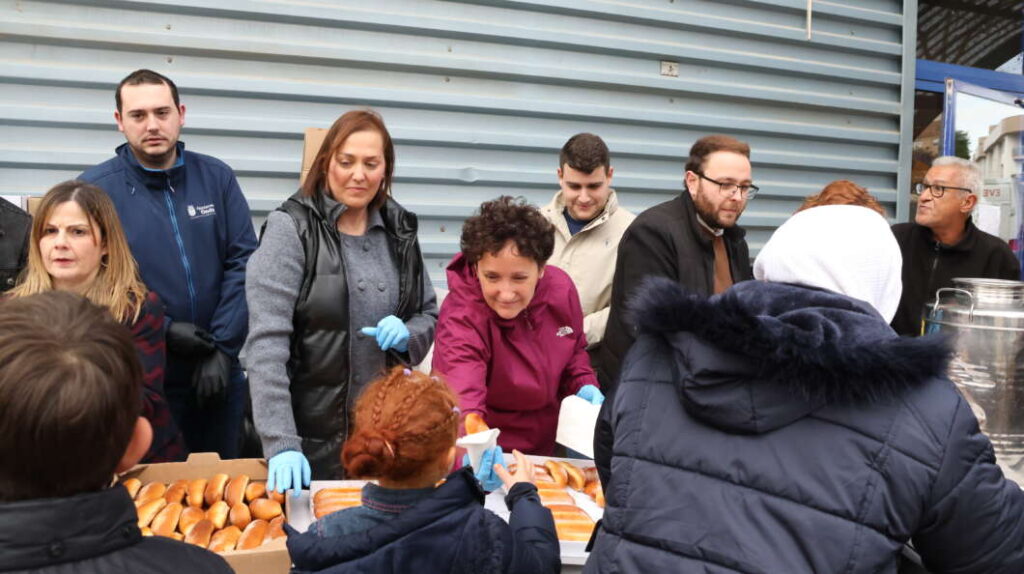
[342,367,460,481]
[0,291,142,502]
[797,180,885,216]
[685,135,751,174]
[301,110,395,211]
[460,196,554,266]
[116,69,179,113]
[560,133,610,174]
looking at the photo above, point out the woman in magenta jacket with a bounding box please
[432,196,603,455]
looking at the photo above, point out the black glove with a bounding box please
[166,321,216,358]
[192,350,232,409]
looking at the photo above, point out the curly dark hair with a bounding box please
[460,196,554,265]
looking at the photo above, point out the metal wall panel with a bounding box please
[0,0,915,287]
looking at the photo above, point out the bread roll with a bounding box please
[230,502,252,529]
[268,515,286,540]
[249,498,283,521]
[136,482,167,504]
[555,519,594,541]
[225,475,250,507]
[314,498,361,519]
[537,489,574,505]
[543,461,568,487]
[168,531,184,541]
[464,412,488,434]
[204,473,230,506]
[164,479,188,505]
[244,481,266,502]
[558,461,586,491]
[136,498,167,528]
[185,518,214,548]
[582,466,599,484]
[313,488,362,505]
[187,479,207,508]
[140,526,153,536]
[594,488,605,508]
[121,478,142,499]
[206,500,229,529]
[208,525,242,553]
[267,489,286,504]
[151,502,183,536]
[237,519,268,550]
[179,506,205,535]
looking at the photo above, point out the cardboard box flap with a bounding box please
[300,127,328,185]
[121,452,269,482]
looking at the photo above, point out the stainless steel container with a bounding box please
[924,277,1024,486]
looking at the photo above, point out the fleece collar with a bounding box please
[629,278,951,433]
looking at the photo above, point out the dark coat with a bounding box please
[890,220,1019,336]
[286,467,560,574]
[598,191,751,394]
[274,191,427,478]
[0,486,231,573]
[588,278,1024,574]
[0,197,30,292]
[79,142,258,360]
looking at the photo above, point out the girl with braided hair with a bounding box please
[285,366,560,574]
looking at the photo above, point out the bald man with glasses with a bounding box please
[890,156,1020,336]
[598,134,755,396]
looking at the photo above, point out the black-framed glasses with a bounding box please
[913,182,972,198]
[694,171,759,199]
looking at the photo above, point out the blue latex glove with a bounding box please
[462,445,505,492]
[576,384,605,405]
[359,315,410,352]
[267,450,311,498]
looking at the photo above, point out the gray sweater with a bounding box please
[244,206,437,458]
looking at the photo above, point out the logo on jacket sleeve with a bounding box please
[556,326,574,337]
[187,204,216,219]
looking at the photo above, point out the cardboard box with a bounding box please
[23,196,42,217]
[122,452,290,574]
[300,127,328,185]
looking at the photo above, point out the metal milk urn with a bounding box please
[924,277,1024,486]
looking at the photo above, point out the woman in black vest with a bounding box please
[245,110,438,490]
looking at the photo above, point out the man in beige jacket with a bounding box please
[541,133,635,353]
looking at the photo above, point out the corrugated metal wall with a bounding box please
[0,0,915,287]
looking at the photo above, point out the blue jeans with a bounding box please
[166,361,247,459]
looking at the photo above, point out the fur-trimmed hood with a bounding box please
[629,277,952,434]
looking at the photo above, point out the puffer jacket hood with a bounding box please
[631,277,951,434]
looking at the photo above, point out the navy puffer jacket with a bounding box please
[587,278,1024,574]
[287,468,559,574]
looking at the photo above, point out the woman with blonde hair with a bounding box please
[10,180,186,462]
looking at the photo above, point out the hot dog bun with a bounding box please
[206,500,229,530]
[179,506,205,535]
[230,502,252,530]
[204,473,229,506]
[557,461,586,491]
[249,498,283,521]
[225,475,250,507]
[244,481,266,503]
[136,482,167,504]
[208,525,242,553]
[121,478,142,499]
[185,518,214,548]
[151,502,183,537]
[543,461,568,487]
[163,479,188,505]
[136,498,167,529]
[237,519,268,550]
[187,479,207,508]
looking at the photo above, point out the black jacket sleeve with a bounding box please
[912,394,1024,573]
[504,482,560,574]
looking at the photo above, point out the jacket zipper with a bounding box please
[163,180,199,323]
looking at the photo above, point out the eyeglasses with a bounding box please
[693,171,759,199]
[913,182,972,199]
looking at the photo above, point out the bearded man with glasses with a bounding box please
[597,134,755,400]
[890,156,1019,336]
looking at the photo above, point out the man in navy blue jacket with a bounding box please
[80,69,257,459]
